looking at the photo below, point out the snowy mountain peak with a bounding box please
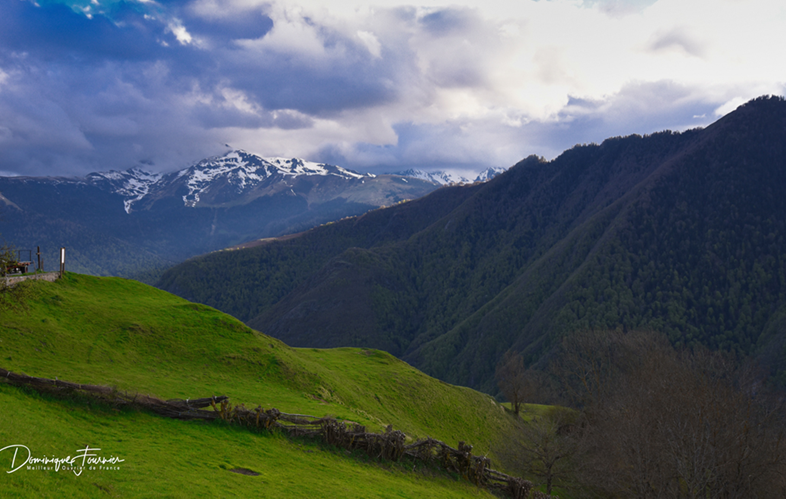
[389,169,471,185]
[474,167,507,182]
[85,150,384,212]
[390,166,508,185]
[263,156,368,179]
[86,168,162,213]
[177,150,370,207]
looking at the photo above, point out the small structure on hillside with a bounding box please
[4,249,32,275]
[2,246,64,286]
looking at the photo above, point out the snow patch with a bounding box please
[390,167,508,185]
[390,169,470,185]
[87,168,162,213]
[474,167,507,182]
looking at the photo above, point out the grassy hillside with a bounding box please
[0,384,495,498]
[0,274,518,497]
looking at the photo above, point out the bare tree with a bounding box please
[549,329,665,408]
[556,330,786,498]
[496,350,537,416]
[496,407,579,496]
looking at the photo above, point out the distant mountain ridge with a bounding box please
[83,150,375,213]
[389,167,507,185]
[13,151,505,218]
[0,150,436,279]
[158,96,786,392]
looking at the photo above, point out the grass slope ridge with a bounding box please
[159,96,786,392]
[0,274,518,496]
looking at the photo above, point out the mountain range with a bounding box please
[0,150,447,279]
[90,151,383,213]
[388,167,507,185]
[158,96,786,392]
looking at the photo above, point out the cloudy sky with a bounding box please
[1,0,785,177]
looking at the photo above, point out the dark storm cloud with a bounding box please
[180,8,274,45]
[0,1,165,62]
[191,103,314,130]
[0,0,406,175]
[218,50,399,116]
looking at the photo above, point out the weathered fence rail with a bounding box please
[0,367,553,498]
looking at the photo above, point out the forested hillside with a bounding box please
[159,96,786,392]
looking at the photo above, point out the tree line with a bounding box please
[495,330,786,497]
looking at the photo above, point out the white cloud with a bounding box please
[236,6,330,60]
[167,20,194,45]
[356,30,381,58]
[714,96,749,117]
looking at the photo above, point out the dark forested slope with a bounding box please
[159,96,786,391]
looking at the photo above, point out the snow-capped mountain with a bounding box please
[161,150,375,209]
[0,150,437,278]
[474,167,507,182]
[81,152,506,214]
[391,169,471,185]
[391,167,508,185]
[89,150,377,212]
[86,168,162,213]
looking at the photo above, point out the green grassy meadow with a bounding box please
[0,274,519,497]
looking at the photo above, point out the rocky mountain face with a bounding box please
[0,151,438,279]
[158,96,786,392]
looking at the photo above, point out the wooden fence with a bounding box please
[0,367,553,499]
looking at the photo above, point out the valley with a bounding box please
[160,96,786,393]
